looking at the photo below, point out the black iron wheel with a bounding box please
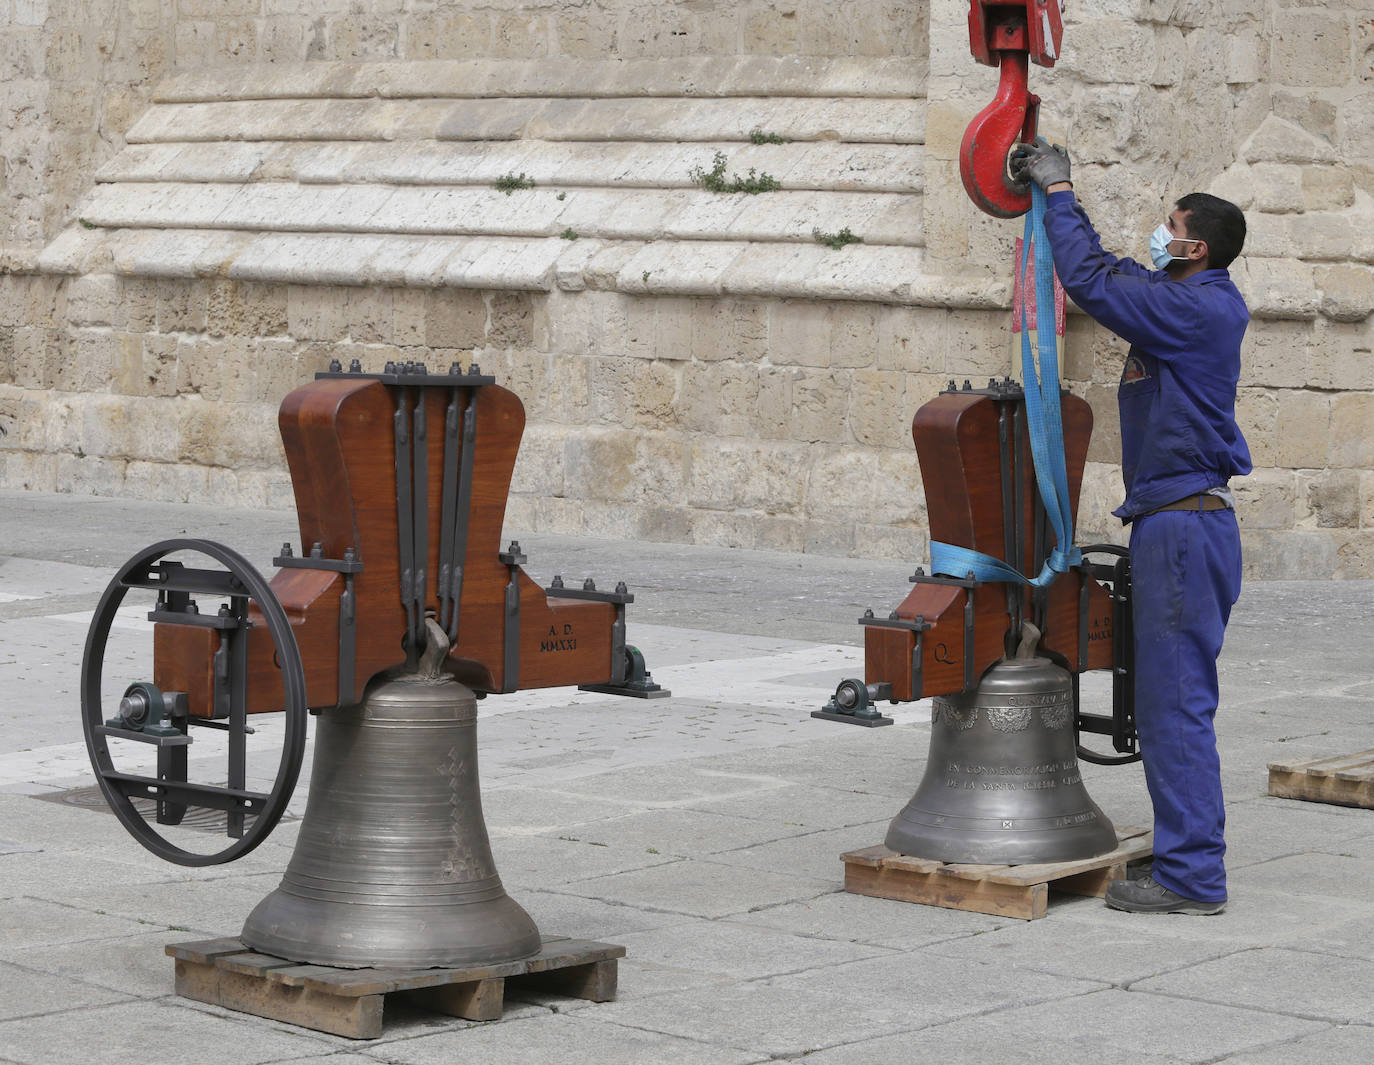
[81,538,307,866]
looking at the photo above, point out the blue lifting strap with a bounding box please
[930,183,1082,587]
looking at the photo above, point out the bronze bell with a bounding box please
[241,620,540,969]
[885,624,1117,865]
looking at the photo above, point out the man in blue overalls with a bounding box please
[1012,139,1250,915]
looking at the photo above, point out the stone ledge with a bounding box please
[153,57,927,105]
[76,182,923,249]
[34,228,1010,308]
[127,97,925,148]
[97,141,925,195]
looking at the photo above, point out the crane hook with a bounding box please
[959,1,1065,219]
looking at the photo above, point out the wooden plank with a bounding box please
[404,979,505,1022]
[840,845,893,869]
[881,852,943,875]
[164,938,248,964]
[519,959,619,1003]
[937,862,1011,881]
[174,958,384,1039]
[524,939,626,972]
[844,861,1046,920]
[216,952,303,978]
[984,832,1153,887]
[1268,749,1374,774]
[1269,766,1374,810]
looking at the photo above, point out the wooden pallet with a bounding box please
[166,935,625,1039]
[841,827,1153,920]
[1269,749,1374,809]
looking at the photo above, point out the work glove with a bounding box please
[1009,137,1072,191]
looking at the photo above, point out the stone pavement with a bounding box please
[2,487,1374,1064]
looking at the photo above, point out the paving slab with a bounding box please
[733,887,1008,950]
[940,988,1330,1064]
[525,804,818,857]
[0,1000,335,1065]
[608,917,895,980]
[0,959,131,1020]
[1208,1024,1374,1064]
[566,856,836,920]
[369,1012,767,1065]
[793,1018,1193,1065]
[1134,946,1374,1025]
[5,930,198,1001]
[589,980,936,1058]
[920,911,1237,985]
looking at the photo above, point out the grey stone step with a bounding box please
[126,97,924,147]
[77,183,923,248]
[36,228,1006,311]
[97,141,924,195]
[153,57,927,104]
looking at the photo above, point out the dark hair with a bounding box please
[1175,192,1246,270]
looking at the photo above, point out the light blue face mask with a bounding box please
[1149,223,1200,269]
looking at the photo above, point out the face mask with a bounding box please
[1149,224,1200,269]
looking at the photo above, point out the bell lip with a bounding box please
[883,813,1119,866]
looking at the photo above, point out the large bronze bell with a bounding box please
[241,620,540,969]
[885,625,1116,865]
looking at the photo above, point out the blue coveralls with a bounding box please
[1043,190,1251,903]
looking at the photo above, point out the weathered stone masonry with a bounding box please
[2,2,1373,578]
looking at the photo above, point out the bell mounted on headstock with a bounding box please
[81,363,668,967]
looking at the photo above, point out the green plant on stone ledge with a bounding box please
[813,226,863,250]
[689,151,781,194]
[494,172,536,194]
[560,228,579,240]
[749,129,790,145]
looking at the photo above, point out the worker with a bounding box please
[1010,138,1250,915]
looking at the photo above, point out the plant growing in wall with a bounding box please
[689,151,781,194]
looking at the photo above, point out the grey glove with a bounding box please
[1009,137,1072,190]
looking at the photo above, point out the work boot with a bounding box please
[1104,875,1225,915]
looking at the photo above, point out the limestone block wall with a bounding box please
[3,1,1374,578]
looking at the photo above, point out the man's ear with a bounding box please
[1188,239,1209,265]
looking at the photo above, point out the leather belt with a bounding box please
[1147,493,1230,515]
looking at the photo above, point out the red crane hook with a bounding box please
[959,1,1064,219]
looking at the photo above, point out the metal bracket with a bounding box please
[579,645,669,700]
[273,543,364,574]
[500,541,523,694]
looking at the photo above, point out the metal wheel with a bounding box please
[80,538,307,866]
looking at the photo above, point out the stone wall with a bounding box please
[1,2,925,251]
[3,1,1374,578]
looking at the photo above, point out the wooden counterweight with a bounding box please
[858,383,1118,705]
[154,368,641,717]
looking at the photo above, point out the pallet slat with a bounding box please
[1269,751,1374,810]
[841,828,1152,921]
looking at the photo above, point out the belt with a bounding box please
[1146,493,1230,515]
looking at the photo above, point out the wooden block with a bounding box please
[403,978,505,1022]
[520,959,619,1003]
[174,958,384,1039]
